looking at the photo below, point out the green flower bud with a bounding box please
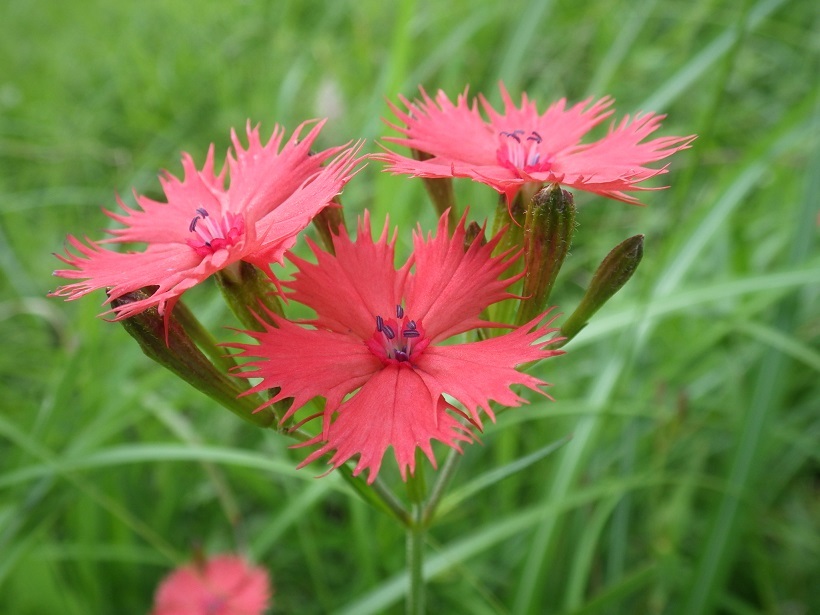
[516,184,576,324]
[560,234,645,343]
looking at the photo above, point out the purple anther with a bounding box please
[403,330,420,338]
[406,320,417,330]
[394,349,409,362]
[382,324,396,340]
[196,207,209,217]
[376,315,384,332]
[501,130,522,143]
[188,217,200,232]
[527,131,543,143]
[396,305,404,319]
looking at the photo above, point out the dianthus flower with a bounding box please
[51,121,360,324]
[229,212,563,483]
[379,83,695,205]
[150,554,271,615]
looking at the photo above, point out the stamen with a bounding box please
[497,128,550,173]
[403,330,420,338]
[376,315,384,332]
[396,305,404,319]
[382,324,396,340]
[406,320,417,330]
[501,130,524,143]
[186,209,245,257]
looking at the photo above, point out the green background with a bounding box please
[1,0,817,613]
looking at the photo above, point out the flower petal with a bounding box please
[406,213,519,341]
[248,143,364,268]
[285,211,406,339]
[414,316,562,427]
[103,146,226,246]
[227,312,382,422]
[227,120,346,222]
[300,365,472,483]
[383,87,497,165]
[51,237,215,319]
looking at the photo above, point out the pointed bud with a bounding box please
[516,184,576,325]
[412,148,458,226]
[560,234,645,344]
[215,261,284,332]
[111,289,275,428]
[312,199,347,255]
[464,221,486,250]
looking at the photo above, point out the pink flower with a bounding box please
[379,83,695,205]
[228,213,563,483]
[51,121,361,324]
[150,554,271,615]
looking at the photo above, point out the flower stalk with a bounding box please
[412,147,458,226]
[406,503,426,615]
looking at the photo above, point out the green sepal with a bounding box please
[110,289,275,428]
[215,261,283,333]
[516,184,576,324]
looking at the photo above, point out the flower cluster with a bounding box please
[51,83,692,482]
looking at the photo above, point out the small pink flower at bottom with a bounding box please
[229,212,563,483]
[151,554,271,615]
[379,83,695,206]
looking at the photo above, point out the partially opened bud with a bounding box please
[312,199,347,255]
[464,220,486,250]
[559,234,644,343]
[516,184,576,325]
[112,289,275,428]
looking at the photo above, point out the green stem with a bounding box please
[337,467,411,526]
[172,300,238,373]
[422,446,461,525]
[406,504,426,615]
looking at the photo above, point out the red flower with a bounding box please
[151,554,271,615]
[229,213,563,483]
[379,83,695,205]
[51,121,360,323]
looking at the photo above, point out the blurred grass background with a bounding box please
[1,0,818,613]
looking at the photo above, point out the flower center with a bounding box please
[496,129,550,173]
[366,304,429,365]
[187,208,245,257]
